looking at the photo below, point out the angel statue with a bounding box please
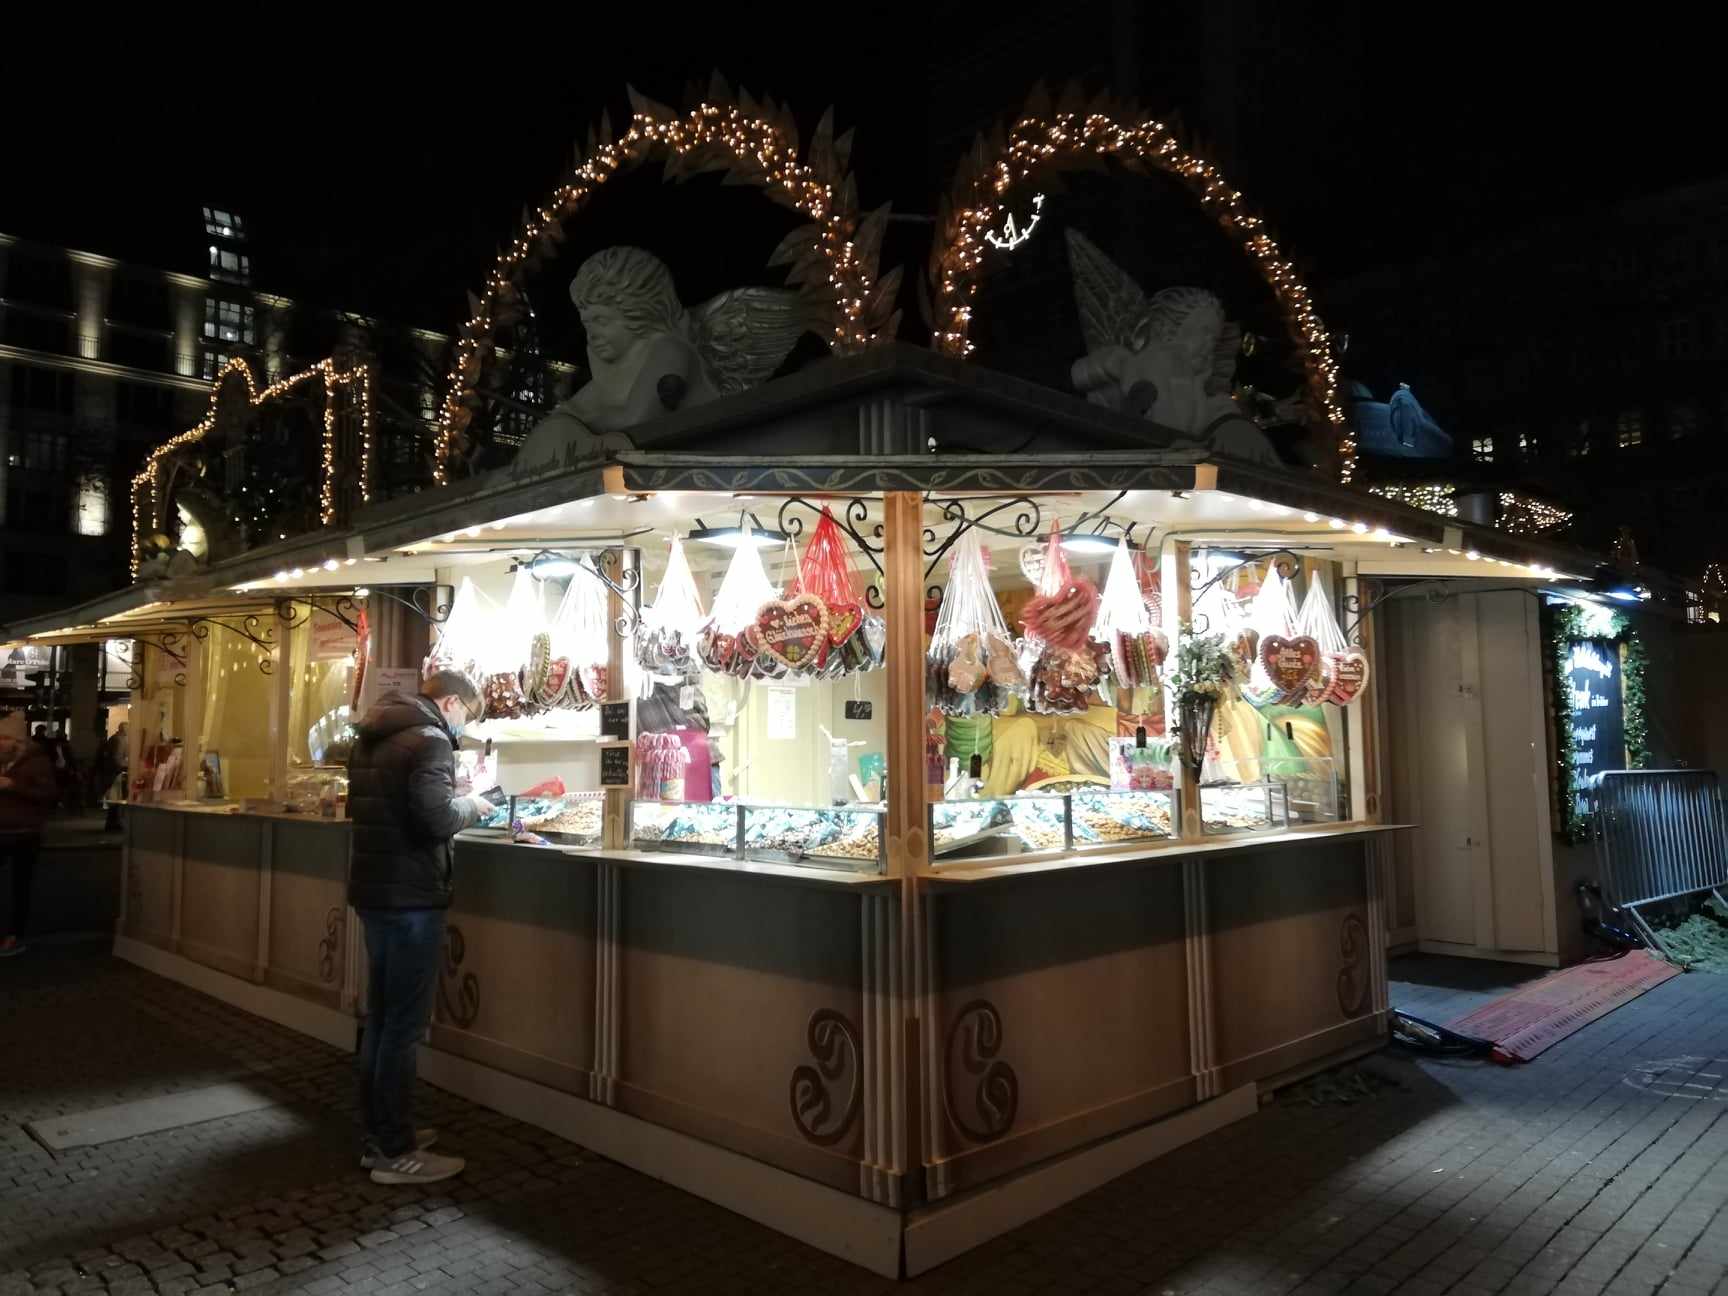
[513,246,818,477]
[1065,230,1279,466]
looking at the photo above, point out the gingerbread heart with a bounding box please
[756,593,829,671]
[1261,634,1321,696]
[698,627,738,673]
[827,601,864,651]
[1326,649,1369,705]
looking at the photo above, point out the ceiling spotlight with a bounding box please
[688,512,789,549]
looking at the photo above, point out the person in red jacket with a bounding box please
[0,710,59,957]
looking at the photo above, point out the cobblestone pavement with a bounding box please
[5,943,1728,1295]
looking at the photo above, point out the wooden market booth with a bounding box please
[2,348,1632,1278]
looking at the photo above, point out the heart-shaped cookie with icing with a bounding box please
[827,601,864,651]
[1325,649,1369,705]
[1261,634,1320,696]
[756,593,829,671]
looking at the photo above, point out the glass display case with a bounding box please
[929,787,1178,863]
[741,804,884,872]
[1198,781,1292,835]
[630,800,739,857]
[481,789,606,847]
[1198,755,1339,835]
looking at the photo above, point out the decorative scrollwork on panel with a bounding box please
[943,999,1020,1144]
[922,496,1044,578]
[788,1008,862,1147]
[775,496,886,575]
[317,906,345,984]
[435,925,480,1028]
[1337,912,1370,1018]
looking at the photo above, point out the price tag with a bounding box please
[844,700,873,721]
[599,743,632,788]
[600,701,631,741]
[679,685,696,710]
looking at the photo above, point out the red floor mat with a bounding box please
[1445,952,1682,1063]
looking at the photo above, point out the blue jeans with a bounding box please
[356,907,445,1158]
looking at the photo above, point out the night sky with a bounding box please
[4,8,1712,340]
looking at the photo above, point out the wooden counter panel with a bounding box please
[617,867,866,1161]
[432,842,599,1080]
[266,820,352,1006]
[1206,838,1382,1081]
[178,816,264,977]
[928,865,1191,1190]
[125,808,179,948]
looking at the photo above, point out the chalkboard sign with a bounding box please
[600,701,631,741]
[844,700,873,721]
[599,743,632,788]
[1566,638,1624,817]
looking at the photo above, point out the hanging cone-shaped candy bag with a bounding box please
[700,521,777,676]
[1299,577,1370,705]
[638,534,705,679]
[1093,539,1168,688]
[796,507,876,674]
[1021,521,1104,715]
[927,528,1019,715]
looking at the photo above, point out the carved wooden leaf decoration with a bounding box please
[832,126,855,178]
[769,224,819,269]
[1023,80,1054,122]
[597,109,613,149]
[808,106,836,184]
[852,205,889,278]
[707,70,732,105]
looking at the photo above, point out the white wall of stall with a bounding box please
[1384,590,1561,964]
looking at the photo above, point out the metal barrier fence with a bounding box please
[1593,769,1728,954]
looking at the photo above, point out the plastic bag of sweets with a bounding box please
[928,528,1021,715]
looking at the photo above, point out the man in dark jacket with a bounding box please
[347,671,492,1184]
[0,709,58,958]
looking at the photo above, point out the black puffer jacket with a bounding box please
[347,692,480,910]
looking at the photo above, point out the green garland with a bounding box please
[1546,602,1649,844]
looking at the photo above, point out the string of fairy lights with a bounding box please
[930,111,1354,480]
[129,356,373,577]
[432,98,886,484]
[1368,483,1572,537]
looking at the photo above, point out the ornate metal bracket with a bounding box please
[775,496,886,575]
[179,615,276,675]
[364,584,456,626]
[1189,548,1303,602]
[922,495,1044,580]
[523,551,642,637]
[1340,578,1448,645]
[775,496,886,608]
[275,596,361,633]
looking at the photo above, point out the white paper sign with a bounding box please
[766,686,797,741]
[359,666,419,719]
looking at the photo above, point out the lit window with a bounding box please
[73,473,109,537]
[1668,402,1701,439]
[1516,430,1532,456]
[1471,436,1493,462]
[202,299,255,345]
[202,350,228,381]
[202,208,245,238]
[1617,410,1644,448]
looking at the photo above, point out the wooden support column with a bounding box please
[882,491,924,1208]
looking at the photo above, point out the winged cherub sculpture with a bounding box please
[513,246,819,476]
[1065,230,1279,466]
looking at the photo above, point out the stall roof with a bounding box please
[2,350,1660,642]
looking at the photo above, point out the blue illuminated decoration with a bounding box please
[1348,382,1453,460]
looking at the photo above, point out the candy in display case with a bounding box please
[1198,781,1292,835]
[740,804,885,872]
[929,786,1178,862]
[630,800,739,856]
[479,789,606,846]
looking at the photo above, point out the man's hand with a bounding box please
[465,794,498,822]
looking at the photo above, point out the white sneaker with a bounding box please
[360,1128,437,1169]
[370,1148,465,1185]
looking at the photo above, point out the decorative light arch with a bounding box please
[130,356,373,576]
[434,81,901,483]
[929,92,1354,480]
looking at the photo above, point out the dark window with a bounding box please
[114,382,178,428]
[1661,317,1695,358]
[107,329,168,371]
[2,306,70,353]
[1617,410,1645,448]
[3,251,73,308]
[8,429,70,471]
[2,551,69,592]
[1668,401,1702,440]
[109,275,172,331]
[7,368,75,414]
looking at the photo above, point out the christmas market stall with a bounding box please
[0,83,1694,1279]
